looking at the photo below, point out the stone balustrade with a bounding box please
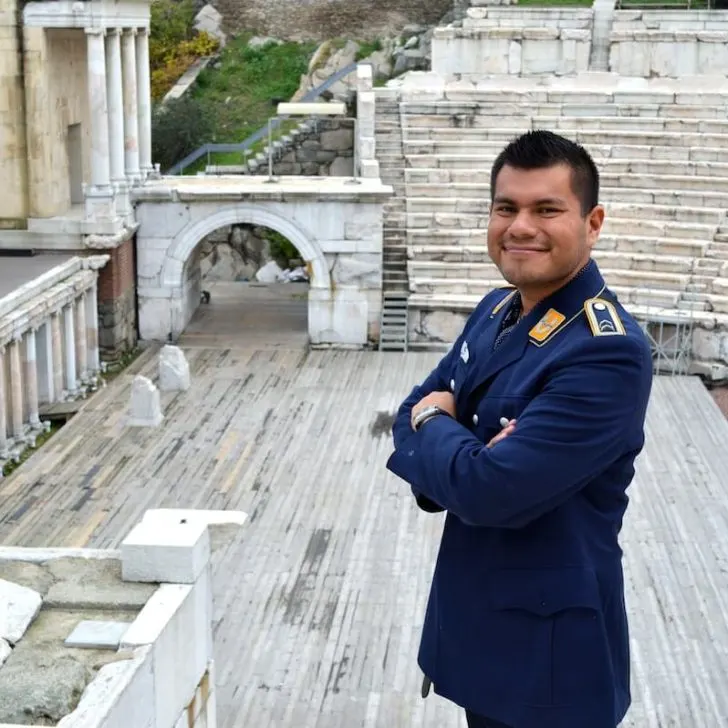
[0,256,108,462]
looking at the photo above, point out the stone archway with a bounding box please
[135,179,389,348]
[160,203,330,292]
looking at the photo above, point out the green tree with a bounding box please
[152,96,214,172]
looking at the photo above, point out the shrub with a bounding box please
[151,96,214,171]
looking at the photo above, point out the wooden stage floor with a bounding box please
[0,282,727,727]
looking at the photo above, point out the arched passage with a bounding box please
[142,203,333,344]
[161,203,330,291]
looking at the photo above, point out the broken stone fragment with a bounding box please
[0,638,10,667]
[127,375,164,428]
[158,345,191,393]
[0,578,43,645]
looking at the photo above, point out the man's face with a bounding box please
[487,163,604,298]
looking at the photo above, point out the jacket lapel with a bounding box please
[464,260,607,395]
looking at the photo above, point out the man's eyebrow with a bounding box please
[492,196,567,206]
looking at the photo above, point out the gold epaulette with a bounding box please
[584,298,625,336]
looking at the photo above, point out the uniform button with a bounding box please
[450,379,455,391]
[472,414,479,426]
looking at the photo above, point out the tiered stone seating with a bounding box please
[387,86,728,329]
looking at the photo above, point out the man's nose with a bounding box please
[507,211,538,238]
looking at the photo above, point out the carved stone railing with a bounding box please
[0,255,109,461]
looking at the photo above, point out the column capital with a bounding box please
[85,26,106,36]
[123,27,138,37]
[108,27,123,37]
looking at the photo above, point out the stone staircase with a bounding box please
[375,91,410,350]
[372,86,728,348]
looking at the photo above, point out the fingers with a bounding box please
[487,419,517,449]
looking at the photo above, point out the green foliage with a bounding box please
[151,96,214,171]
[355,39,382,62]
[149,0,219,101]
[263,229,300,264]
[189,38,317,149]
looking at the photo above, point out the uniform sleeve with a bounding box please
[386,335,652,529]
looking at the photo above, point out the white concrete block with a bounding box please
[127,375,164,428]
[121,518,210,584]
[158,345,191,392]
[56,646,155,728]
[121,584,207,728]
[0,638,11,667]
[64,620,131,649]
[0,578,42,645]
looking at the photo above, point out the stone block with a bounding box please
[121,584,208,728]
[121,518,210,584]
[64,620,132,649]
[0,638,10,667]
[127,375,164,428]
[158,345,191,393]
[0,578,42,645]
[55,646,155,728]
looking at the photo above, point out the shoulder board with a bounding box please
[584,297,625,336]
[490,288,517,316]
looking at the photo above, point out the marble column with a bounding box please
[24,329,41,429]
[0,347,7,456]
[85,27,113,219]
[51,312,64,401]
[64,303,77,395]
[121,28,141,182]
[86,283,101,374]
[37,322,55,405]
[136,27,153,178]
[75,293,88,383]
[105,28,130,216]
[9,338,23,439]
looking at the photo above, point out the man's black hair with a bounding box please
[490,130,600,216]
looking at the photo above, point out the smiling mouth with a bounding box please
[502,246,549,254]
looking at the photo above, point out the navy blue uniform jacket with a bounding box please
[386,260,653,728]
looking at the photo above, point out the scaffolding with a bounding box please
[631,298,697,377]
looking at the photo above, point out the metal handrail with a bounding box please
[165,61,364,175]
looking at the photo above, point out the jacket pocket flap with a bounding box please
[488,567,602,616]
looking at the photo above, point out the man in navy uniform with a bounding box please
[386,130,653,728]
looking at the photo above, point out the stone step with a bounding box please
[405,197,724,224]
[401,99,728,120]
[402,139,728,164]
[408,246,721,275]
[402,125,728,148]
[405,212,716,240]
[405,168,728,193]
[407,228,711,257]
[404,183,728,209]
[408,262,717,293]
[405,155,728,180]
[409,276,687,308]
[407,89,728,107]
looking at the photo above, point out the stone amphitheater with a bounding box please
[374,3,728,381]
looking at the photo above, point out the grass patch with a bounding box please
[190,37,317,151]
[356,39,383,61]
[2,423,62,477]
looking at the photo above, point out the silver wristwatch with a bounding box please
[413,405,448,431]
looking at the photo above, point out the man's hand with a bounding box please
[411,392,457,429]
[487,418,516,448]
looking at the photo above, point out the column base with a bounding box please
[113,179,133,220]
[85,186,118,222]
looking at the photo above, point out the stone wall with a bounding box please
[209,0,451,40]
[609,10,728,77]
[0,0,28,226]
[97,238,138,357]
[432,8,592,76]
[24,27,89,219]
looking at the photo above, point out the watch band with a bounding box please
[413,405,449,431]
